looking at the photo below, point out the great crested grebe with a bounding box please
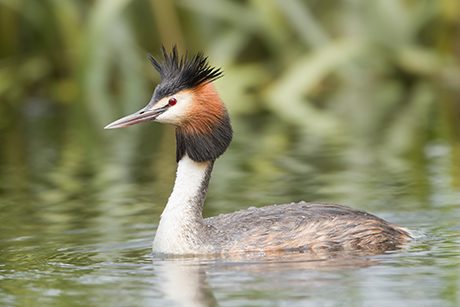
[105,47,411,255]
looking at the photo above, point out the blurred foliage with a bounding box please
[0,0,459,214]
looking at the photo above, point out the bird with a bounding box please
[105,46,411,255]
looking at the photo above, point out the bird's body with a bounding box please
[105,47,411,255]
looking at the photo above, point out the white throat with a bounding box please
[152,155,214,254]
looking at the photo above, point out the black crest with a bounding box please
[148,46,223,102]
[148,46,232,163]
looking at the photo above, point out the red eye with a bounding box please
[168,98,177,106]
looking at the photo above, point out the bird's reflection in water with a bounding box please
[152,248,392,306]
[154,256,217,307]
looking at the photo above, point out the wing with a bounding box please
[204,202,410,253]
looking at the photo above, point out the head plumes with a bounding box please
[148,46,223,102]
[146,46,232,163]
[104,47,233,163]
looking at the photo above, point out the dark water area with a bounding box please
[1,96,459,306]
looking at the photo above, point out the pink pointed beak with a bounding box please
[104,105,168,129]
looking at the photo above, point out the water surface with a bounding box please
[1,110,459,306]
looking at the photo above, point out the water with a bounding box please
[0,220,458,306]
[1,111,459,306]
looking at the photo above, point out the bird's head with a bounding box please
[105,46,233,163]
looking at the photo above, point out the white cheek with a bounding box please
[155,94,193,125]
[155,108,186,124]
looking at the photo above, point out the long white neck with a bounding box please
[153,155,214,254]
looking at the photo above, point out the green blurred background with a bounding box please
[0,0,459,221]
